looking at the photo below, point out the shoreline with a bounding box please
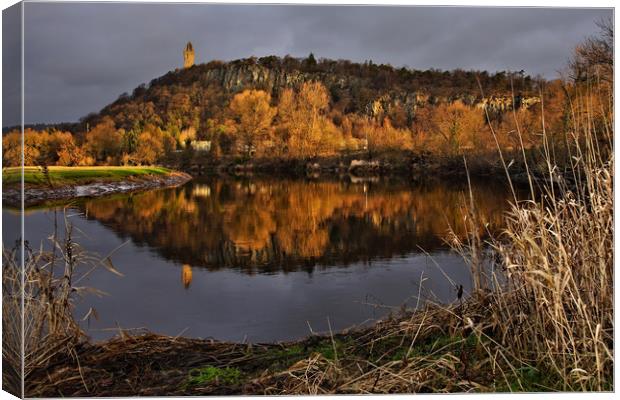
[175,150,540,187]
[28,300,496,396]
[2,154,534,209]
[2,170,193,208]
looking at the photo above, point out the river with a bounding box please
[4,176,516,343]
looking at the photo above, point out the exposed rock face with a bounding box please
[191,62,539,119]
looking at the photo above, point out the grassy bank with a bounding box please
[2,166,171,187]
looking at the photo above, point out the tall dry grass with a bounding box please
[256,69,614,394]
[2,211,119,396]
[448,69,614,391]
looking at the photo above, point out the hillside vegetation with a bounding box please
[2,22,611,177]
[3,53,577,171]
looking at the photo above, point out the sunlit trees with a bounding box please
[43,131,74,164]
[45,130,88,166]
[367,118,414,152]
[134,124,165,165]
[2,130,23,167]
[3,129,51,166]
[57,140,91,166]
[414,101,487,155]
[2,53,581,170]
[85,117,123,164]
[277,82,344,159]
[229,90,277,157]
[2,129,92,167]
[538,80,568,140]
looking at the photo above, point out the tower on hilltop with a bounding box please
[183,42,195,68]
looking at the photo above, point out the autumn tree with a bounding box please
[44,131,75,164]
[229,90,276,157]
[57,140,90,166]
[367,118,414,152]
[417,101,486,155]
[3,129,50,166]
[134,124,165,165]
[278,81,342,159]
[85,117,123,164]
[2,130,23,167]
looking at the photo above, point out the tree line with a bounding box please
[0,79,585,167]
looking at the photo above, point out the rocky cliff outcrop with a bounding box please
[175,61,540,119]
[88,57,539,133]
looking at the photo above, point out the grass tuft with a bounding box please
[185,366,242,387]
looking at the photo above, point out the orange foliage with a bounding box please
[229,90,277,157]
[85,117,123,164]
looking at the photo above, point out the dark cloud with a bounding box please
[9,3,613,126]
[3,3,21,127]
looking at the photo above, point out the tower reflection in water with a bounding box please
[182,264,193,289]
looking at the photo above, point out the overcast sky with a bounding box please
[2,3,613,126]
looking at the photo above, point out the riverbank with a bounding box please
[177,149,542,187]
[26,295,555,397]
[2,166,192,207]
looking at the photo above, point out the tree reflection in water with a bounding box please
[81,177,515,275]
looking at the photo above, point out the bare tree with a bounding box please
[569,17,613,84]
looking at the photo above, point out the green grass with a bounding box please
[2,166,171,187]
[185,366,242,388]
[494,365,559,392]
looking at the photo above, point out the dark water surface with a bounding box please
[5,176,514,343]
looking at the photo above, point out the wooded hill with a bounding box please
[82,54,539,135]
[4,55,571,168]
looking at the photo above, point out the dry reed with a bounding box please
[2,210,121,397]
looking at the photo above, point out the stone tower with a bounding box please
[183,42,195,68]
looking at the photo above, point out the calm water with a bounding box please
[4,176,514,343]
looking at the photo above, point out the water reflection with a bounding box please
[80,177,513,275]
[10,176,518,342]
[182,264,193,289]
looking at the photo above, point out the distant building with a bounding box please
[192,184,211,197]
[191,140,211,152]
[183,42,195,68]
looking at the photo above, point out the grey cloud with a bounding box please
[6,3,613,126]
[2,3,21,127]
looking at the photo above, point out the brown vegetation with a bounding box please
[2,213,123,397]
